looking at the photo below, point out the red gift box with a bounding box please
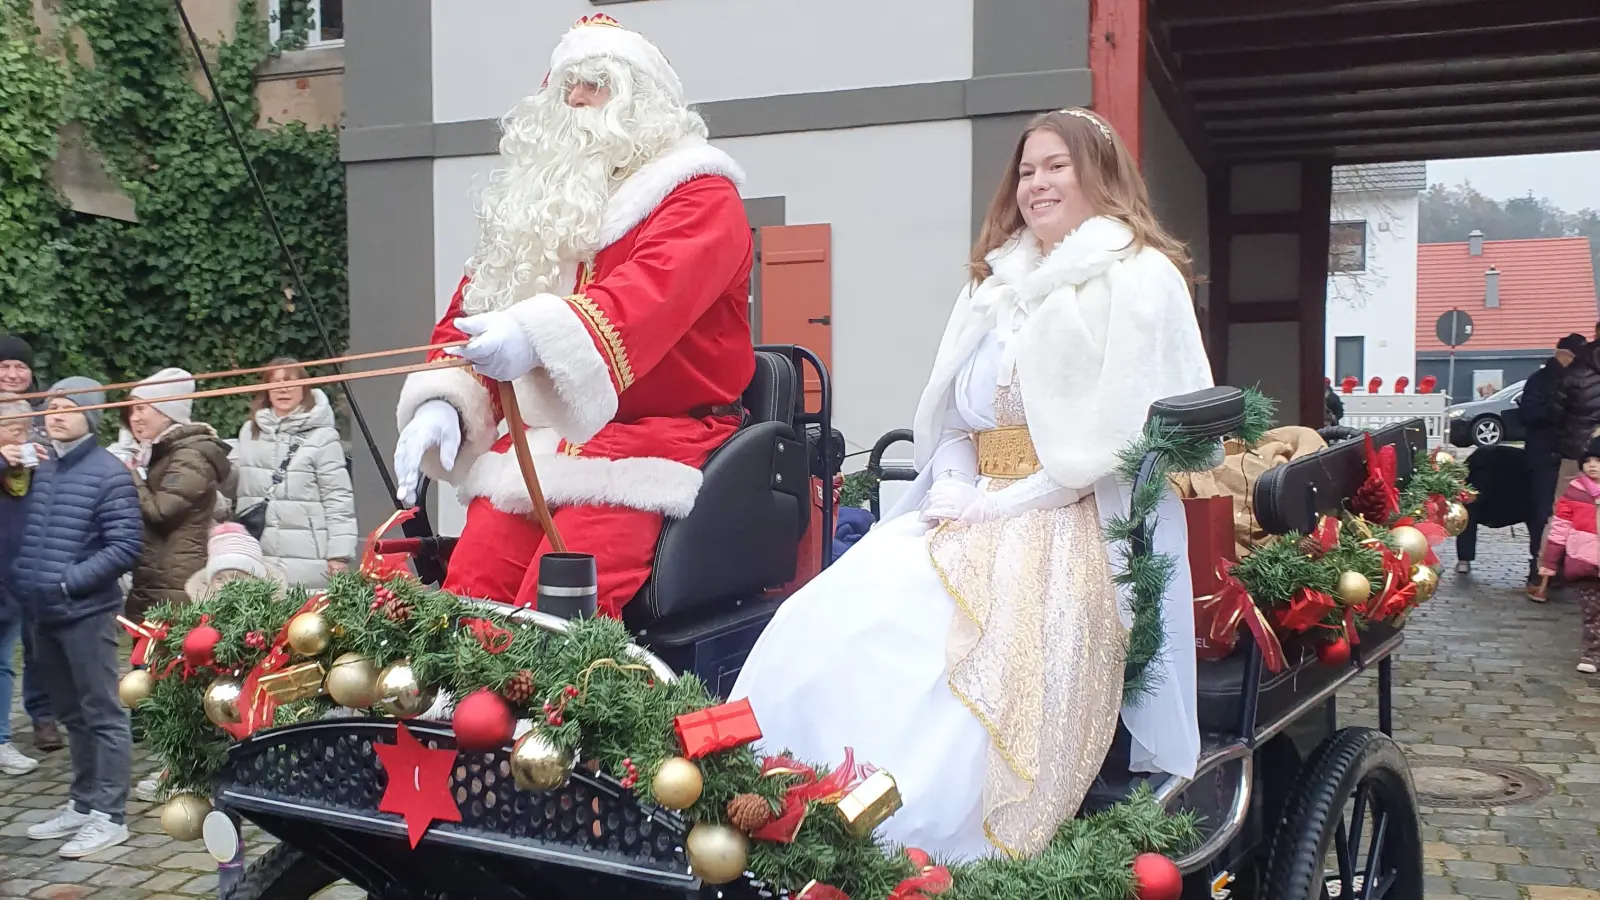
[1184,496,1240,661]
[674,698,763,760]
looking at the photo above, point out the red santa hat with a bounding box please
[544,14,683,105]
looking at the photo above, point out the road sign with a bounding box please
[1435,309,1474,347]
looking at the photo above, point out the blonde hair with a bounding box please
[969,108,1191,283]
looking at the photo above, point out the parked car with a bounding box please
[1447,380,1526,447]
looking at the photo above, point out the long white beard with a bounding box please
[463,59,702,314]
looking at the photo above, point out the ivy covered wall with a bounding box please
[0,0,344,434]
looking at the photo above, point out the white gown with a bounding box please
[729,328,1201,861]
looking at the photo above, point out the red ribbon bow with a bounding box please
[1273,587,1336,634]
[889,848,953,900]
[751,748,873,843]
[119,616,168,668]
[1311,515,1341,553]
[1361,434,1400,521]
[361,508,422,582]
[218,593,332,740]
[463,617,513,654]
[1364,545,1417,623]
[1198,560,1287,673]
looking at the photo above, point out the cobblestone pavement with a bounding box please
[1,527,1596,898]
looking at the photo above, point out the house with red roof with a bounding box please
[1416,232,1598,403]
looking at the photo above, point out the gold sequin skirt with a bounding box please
[928,493,1127,858]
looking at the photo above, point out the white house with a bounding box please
[1323,162,1425,389]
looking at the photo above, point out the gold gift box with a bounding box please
[259,662,327,704]
[835,770,903,838]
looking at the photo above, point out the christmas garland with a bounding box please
[128,574,1197,899]
[1209,445,1471,669]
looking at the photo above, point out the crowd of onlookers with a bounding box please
[0,334,356,858]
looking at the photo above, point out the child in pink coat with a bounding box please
[1538,437,1600,673]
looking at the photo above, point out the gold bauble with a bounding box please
[286,612,332,657]
[1410,564,1439,602]
[375,660,435,719]
[651,756,704,810]
[685,822,749,885]
[202,677,244,727]
[118,669,154,708]
[1390,525,1430,564]
[161,793,212,841]
[1336,570,1372,605]
[1443,501,1469,537]
[325,652,381,709]
[510,731,575,792]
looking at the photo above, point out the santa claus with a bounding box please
[393,14,755,617]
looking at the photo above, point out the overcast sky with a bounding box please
[1426,151,1600,213]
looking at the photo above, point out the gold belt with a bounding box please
[973,425,1042,479]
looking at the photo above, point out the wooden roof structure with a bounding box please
[1149,0,1600,163]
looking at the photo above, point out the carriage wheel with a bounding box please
[1263,727,1424,900]
[221,843,355,900]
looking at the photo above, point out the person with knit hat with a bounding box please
[393,13,755,614]
[9,377,141,857]
[123,367,236,620]
[183,522,286,603]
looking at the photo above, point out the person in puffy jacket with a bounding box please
[1538,436,1600,675]
[9,378,140,858]
[122,368,235,620]
[230,359,356,588]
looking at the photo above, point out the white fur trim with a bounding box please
[550,22,683,105]
[458,445,703,518]
[396,365,498,484]
[505,294,618,444]
[599,137,745,250]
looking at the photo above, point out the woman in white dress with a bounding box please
[729,109,1215,862]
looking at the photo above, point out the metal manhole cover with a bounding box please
[1412,761,1549,808]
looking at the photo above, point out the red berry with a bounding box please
[564,685,578,698]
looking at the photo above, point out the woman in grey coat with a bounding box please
[230,360,357,588]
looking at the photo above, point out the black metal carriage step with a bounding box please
[216,719,698,890]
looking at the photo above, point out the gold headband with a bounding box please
[1059,108,1112,141]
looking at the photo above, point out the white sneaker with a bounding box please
[58,810,128,858]
[133,772,164,803]
[27,805,90,840]
[1578,661,1598,675]
[0,743,39,776]
[1455,561,1471,574]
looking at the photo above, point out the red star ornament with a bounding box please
[374,722,462,848]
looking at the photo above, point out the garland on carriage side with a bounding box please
[1111,389,1275,701]
[129,576,1198,900]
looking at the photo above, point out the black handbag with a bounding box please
[233,440,300,540]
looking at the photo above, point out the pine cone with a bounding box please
[502,670,535,705]
[379,594,412,623]
[1297,535,1322,557]
[727,793,775,834]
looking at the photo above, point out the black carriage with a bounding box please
[208,347,1424,900]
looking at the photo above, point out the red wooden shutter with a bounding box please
[757,224,832,411]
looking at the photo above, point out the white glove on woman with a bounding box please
[394,399,461,505]
[448,310,543,382]
[923,479,986,522]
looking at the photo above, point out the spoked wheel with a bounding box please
[222,843,364,900]
[1263,727,1424,900]
[1472,417,1503,447]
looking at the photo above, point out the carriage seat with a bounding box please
[622,349,810,632]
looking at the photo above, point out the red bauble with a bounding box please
[1317,637,1352,667]
[182,625,222,668]
[1132,852,1182,900]
[452,689,515,752]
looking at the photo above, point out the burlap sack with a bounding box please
[1169,426,1327,558]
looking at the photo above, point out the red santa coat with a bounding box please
[395,137,755,606]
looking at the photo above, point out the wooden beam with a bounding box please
[1145,21,1214,168]
[1213,113,1600,146]
[1090,0,1147,162]
[1158,0,1480,25]
[1298,162,1333,429]
[1204,166,1231,383]
[1227,300,1300,323]
[1195,73,1600,116]
[1206,96,1600,134]
[1230,212,1301,234]
[1224,131,1600,164]
[1168,0,1596,53]
[1178,21,1600,81]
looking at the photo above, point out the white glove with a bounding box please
[923,479,986,523]
[448,310,542,382]
[394,400,461,506]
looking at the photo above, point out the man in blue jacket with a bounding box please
[10,377,142,858]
